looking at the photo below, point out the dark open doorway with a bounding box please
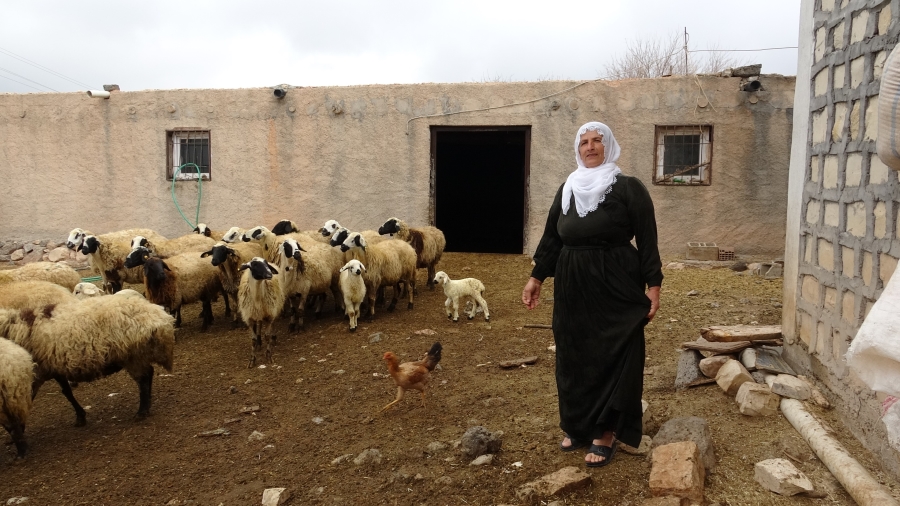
[431,126,530,253]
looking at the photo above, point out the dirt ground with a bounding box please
[2,252,899,505]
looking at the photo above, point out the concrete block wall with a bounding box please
[788,0,900,478]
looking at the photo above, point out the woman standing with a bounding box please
[522,121,662,467]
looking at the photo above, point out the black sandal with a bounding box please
[585,440,618,468]
[559,434,587,452]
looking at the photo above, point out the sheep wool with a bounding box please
[0,338,34,458]
[238,257,286,367]
[0,262,83,291]
[278,238,344,331]
[79,235,145,293]
[340,232,417,317]
[433,271,490,322]
[201,241,264,327]
[131,233,217,258]
[378,218,446,292]
[0,295,175,427]
[0,280,77,310]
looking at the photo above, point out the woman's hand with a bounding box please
[522,277,542,310]
[646,286,660,321]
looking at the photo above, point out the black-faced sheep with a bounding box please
[78,235,145,293]
[131,233,217,258]
[242,226,320,264]
[124,247,223,330]
[433,271,490,322]
[0,280,77,310]
[0,262,83,291]
[0,296,175,427]
[339,259,366,332]
[378,217,446,292]
[339,232,416,318]
[200,241,264,328]
[277,238,344,331]
[0,338,34,458]
[238,257,285,367]
[65,227,166,253]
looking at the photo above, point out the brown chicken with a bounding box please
[381,342,442,412]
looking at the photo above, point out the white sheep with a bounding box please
[73,282,104,299]
[277,238,344,331]
[0,295,175,426]
[339,259,367,332]
[238,257,286,367]
[339,232,416,318]
[0,280,77,310]
[65,227,166,253]
[379,217,446,293]
[201,241,264,328]
[124,246,223,330]
[0,338,34,458]
[433,271,490,322]
[220,226,246,243]
[0,262,83,291]
[241,226,320,264]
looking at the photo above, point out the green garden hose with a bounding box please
[171,162,204,230]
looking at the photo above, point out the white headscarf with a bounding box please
[561,121,622,217]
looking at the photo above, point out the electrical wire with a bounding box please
[0,73,44,92]
[0,66,57,91]
[689,46,798,52]
[0,46,98,90]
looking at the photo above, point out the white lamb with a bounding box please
[433,271,490,322]
[238,257,286,367]
[339,259,367,332]
[339,232,416,318]
[0,338,34,458]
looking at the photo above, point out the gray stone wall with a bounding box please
[788,0,900,478]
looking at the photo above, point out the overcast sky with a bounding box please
[0,0,801,94]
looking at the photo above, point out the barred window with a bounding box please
[653,125,712,185]
[167,130,211,180]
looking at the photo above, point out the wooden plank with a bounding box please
[755,348,796,376]
[498,356,539,369]
[700,325,783,343]
[682,339,783,355]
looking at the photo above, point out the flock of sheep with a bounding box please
[0,217,492,459]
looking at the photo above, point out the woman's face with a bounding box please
[578,130,606,168]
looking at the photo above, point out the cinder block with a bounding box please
[686,242,719,261]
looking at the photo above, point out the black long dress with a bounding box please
[531,175,663,449]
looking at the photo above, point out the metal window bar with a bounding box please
[654,125,711,185]
[170,131,211,180]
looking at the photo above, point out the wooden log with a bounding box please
[524,324,552,329]
[682,339,783,355]
[499,356,539,369]
[700,325,783,343]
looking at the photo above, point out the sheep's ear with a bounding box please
[239,263,250,271]
[360,264,367,272]
[200,250,212,258]
[193,226,200,232]
[227,248,238,257]
[267,263,279,275]
[340,265,348,272]
[297,245,306,252]
[162,261,171,271]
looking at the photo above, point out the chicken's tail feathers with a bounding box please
[425,342,442,370]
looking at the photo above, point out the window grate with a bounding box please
[167,130,211,180]
[653,125,712,185]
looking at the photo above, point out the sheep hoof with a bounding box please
[467,315,474,320]
[231,320,242,330]
[135,411,149,421]
[288,323,297,333]
[349,326,357,333]
[452,318,459,323]
[407,302,413,310]
[485,317,490,322]
[74,416,87,427]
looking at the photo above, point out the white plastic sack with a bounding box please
[846,270,900,397]
[877,45,900,170]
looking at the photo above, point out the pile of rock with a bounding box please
[0,239,89,268]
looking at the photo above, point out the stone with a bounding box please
[426,441,447,453]
[715,360,753,396]
[699,356,732,378]
[641,498,685,506]
[651,417,716,474]
[764,264,782,279]
[649,441,705,502]
[675,350,715,390]
[751,371,771,384]
[735,382,780,416]
[515,467,591,504]
[755,348,796,376]
[0,255,10,262]
[331,453,354,465]
[769,374,811,400]
[10,249,24,261]
[0,242,18,255]
[642,399,651,433]
[22,249,43,263]
[261,488,291,506]
[470,454,494,466]
[460,426,502,460]
[47,247,68,262]
[731,64,762,77]
[353,448,382,465]
[665,262,685,270]
[368,332,384,343]
[248,430,265,441]
[621,435,652,455]
[22,243,35,254]
[739,348,757,370]
[754,458,814,496]
[5,498,29,505]
[435,476,453,485]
